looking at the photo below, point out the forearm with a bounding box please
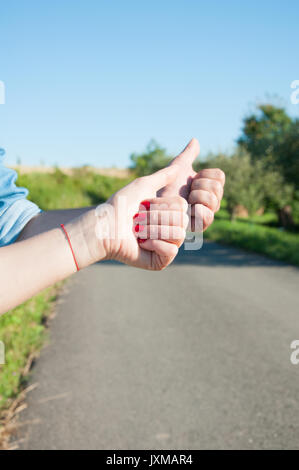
[17,207,95,241]
[0,227,77,314]
[0,208,107,315]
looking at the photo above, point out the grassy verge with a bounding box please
[17,167,132,209]
[205,218,299,266]
[0,284,61,448]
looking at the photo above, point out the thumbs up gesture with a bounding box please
[71,139,224,272]
[159,139,225,231]
[94,163,188,270]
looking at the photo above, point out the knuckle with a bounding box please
[216,168,225,184]
[205,208,214,225]
[212,180,222,194]
[210,192,218,209]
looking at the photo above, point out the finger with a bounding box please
[135,224,186,246]
[138,239,179,270]
[169,138,200,167]
[189,189,219,212]
[133,210,189,229]
[190,204,214,232]
[143,163,180,192]
[191,177,224,201]
[139,196,188,213]
[194,168,225,186]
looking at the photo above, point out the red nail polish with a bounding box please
[133,213,146,220]
[140,200,150,210]
[134,224,144,233]
[138,238,147,244]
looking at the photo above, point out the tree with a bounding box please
[205,150,293,222]
[280,119,299,187]
[213,151,265,219]
[238,104,299,188]
[130,140,172,176]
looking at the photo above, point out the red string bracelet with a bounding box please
[60,224,80,271]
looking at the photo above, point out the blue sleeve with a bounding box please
[0,159,41,246]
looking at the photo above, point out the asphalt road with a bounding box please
[15,241,299,450]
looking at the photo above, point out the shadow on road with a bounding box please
[99,240,296,268]
[173,241,292,267]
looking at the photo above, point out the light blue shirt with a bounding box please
[0,156,41,246]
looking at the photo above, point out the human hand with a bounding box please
[158,138,225,231]
[188,167,225,231]
[93,165,188,270]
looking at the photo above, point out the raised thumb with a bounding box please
[169,138,200,167]
[146,163,180,192]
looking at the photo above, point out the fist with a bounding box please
[188,168,225,231]
[158,139,225,232]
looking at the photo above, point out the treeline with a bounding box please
[130,104,299,228]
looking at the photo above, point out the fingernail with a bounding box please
[140,200,150,210]
[133,213,146,220]
[138,238,147,244]
[134,224,144,233]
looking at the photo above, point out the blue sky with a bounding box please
[0,0,298,168]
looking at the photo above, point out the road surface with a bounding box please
[14,241,299,449]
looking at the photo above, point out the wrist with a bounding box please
[64,208,111,269]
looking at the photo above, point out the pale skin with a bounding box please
[0,138,225,315]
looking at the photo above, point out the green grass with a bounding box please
[206,198,299,265]
[17,167,132,210]
[205,217,299,266]
[0,285,59,412]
